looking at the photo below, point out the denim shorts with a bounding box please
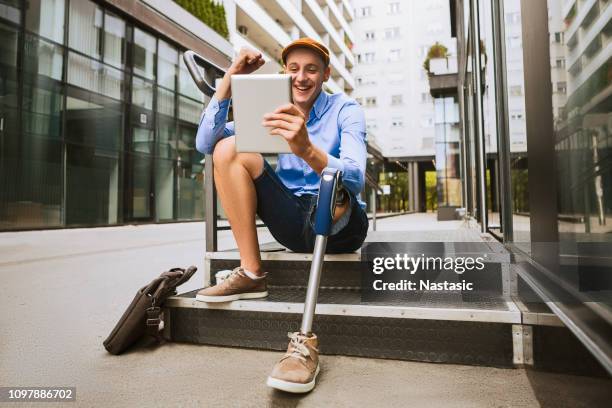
[254,161,369,254]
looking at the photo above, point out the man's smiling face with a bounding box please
[284,47,331,108]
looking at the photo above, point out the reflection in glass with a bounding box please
[157,87,175,117]
[0,0,21,25]
[103,12,125,69]
[25,0,64,43]
[0,21,19,67]
[64,93,121,226]
[543,0,612,325]
[478,0,501,232]
[434,96,462,208]
[156,119,177,221]
[0,22,21,229]
[0,82,63,229]
[177,126,204,220]
[23,34,63,80]
[69,0,102,59]
[64,95,122,152]
[179,57,202,100]
[550,0,611,240]
[68,52,123,100]
[179,95,203,124]
[133,28,156,80]
[23,84,63,141]
[504,0,530,245]
[158,40,178,90]
[129,127,153,219]
[132,126,154,154]
[132,76,154,110]
[131,152,152,219]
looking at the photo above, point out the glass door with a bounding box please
[125,121,154,221]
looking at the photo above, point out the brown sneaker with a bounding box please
[267,332,320,393]
[195,267,268,303]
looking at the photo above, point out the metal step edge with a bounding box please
[207,251,512,263]
[207,251,361,262]
[168,308,515,367]
[165,296,522,324]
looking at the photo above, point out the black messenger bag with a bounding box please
[103,266,197,355]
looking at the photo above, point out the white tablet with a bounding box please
[231,74,293,153]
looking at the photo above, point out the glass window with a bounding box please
[158,40,178,90]
[157,87,175,117]
[64,93,122,225]
[132,76,154,110]
[359,7,372,18]
[178,96,203,124]
[1,79,63,230]
[22,83,63,141]
[25,0,65,43]
[547,0,612,258]
[504,0,529,244]
[0,20,19,67]
[133,28,156,80]
[69,0,102,59]
[478,0,501,231]
[23,34,63,80]
[389,49,401,62]
[155,118,178,220]
[68,52,123,100]
[179,57,201,100]
[103,12,125,69]
[0,0,21,25]
[176,126,204,220]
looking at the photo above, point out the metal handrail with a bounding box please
[183,50,227,251]
[182,50,226,97]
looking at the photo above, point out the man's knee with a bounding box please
[212,136,236,168]
[212,136,263,180]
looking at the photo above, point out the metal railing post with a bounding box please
[491,0,514,241]
[205,154,217,252]
[469,0,488,233]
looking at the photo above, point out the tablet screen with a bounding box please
[231,74,293,153]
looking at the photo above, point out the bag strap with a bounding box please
[144,266,198,344]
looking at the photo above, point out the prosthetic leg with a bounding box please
[300,168,341,334]
[267,168,341,393]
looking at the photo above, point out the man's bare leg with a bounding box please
[213,136,349,274]
[212,136,264,276]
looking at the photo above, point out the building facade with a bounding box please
[349,0,455,213]
[222,0,355,94]
[0,0,232,230]
[350,0,454,159]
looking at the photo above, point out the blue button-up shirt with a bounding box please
[195,90,367,206]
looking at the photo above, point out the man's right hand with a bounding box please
[228,48,265,75]
[214,48,265,101]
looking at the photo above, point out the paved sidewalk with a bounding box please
[0,217,610,407]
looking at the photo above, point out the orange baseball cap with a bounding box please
[282,37,330,67]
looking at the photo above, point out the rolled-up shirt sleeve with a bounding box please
[195,96,235,154]
[325,101,367,196]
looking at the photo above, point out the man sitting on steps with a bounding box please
[194,38,368,393]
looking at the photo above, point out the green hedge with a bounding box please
[174,0,229,40]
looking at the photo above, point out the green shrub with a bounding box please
[174,0,229,40]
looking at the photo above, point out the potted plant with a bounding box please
[423,42,449,76]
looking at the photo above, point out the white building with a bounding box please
[350,0,455,158]
[548,0,568,129]
[562,0,610,110]
[222,0,356,94]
